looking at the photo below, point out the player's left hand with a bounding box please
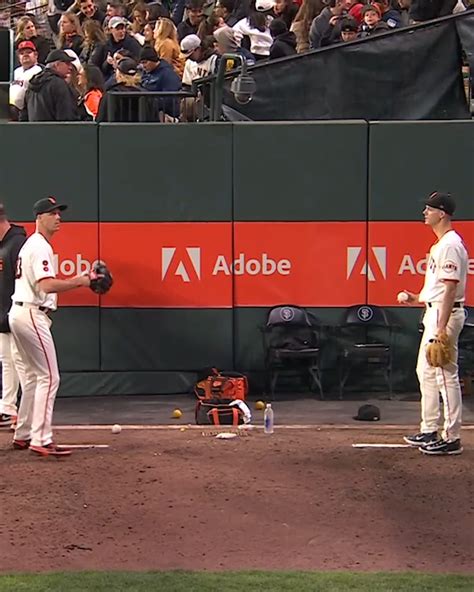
[89,262,113,295]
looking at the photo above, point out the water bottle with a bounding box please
[264,403,274,434]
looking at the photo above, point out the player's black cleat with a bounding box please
[0,414,16,428]
[403,431,438,447]
[420,438,463,456]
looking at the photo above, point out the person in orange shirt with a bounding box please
[154,18,185,78]
[79,65,105,120]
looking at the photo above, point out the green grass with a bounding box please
[0,571,473,592]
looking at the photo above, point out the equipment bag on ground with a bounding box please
[195,398,247,426]
[194,368,249,401]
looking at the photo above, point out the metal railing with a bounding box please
[106,90,204,123]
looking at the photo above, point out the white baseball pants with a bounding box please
[0,332,25,416]
[416,304,465,442]
[9,304,60,447]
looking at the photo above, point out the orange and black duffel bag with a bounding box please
[194,368,250,426]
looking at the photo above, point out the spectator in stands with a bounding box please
[102,16,142,78]
[131,2,148,36]
[64,48,83,105]
[214,25,255,64]
[25,0,52,38]
[139,45,181,117]
[337,16,358,40]
[309,0,352,48]
[181,34,217,85]
[78,64,104,119]
[105,0,127,27]
[376,0,402,27]
[290,0,324,52]
[146,2,171,22]
[274,0,299,28]
[409,0,456,21]
[80,19,108,67]
[197,11,227,37]
[143,21,156,46]
[139,45,181,90]
[15,15,52,65]
[106,1,126,17]
[358,4,390,36]
[154,18,185,77]
[77,0,106,26]
[21,49,79,121]
[347,0,365,24]
[396,0,411,25]
[104,48,133,87]
[96,57,145,122]
[177,0,206,41]
[58,12,84,55]
[233,0,274,60]
[217,0,241,25]
[10,41,43,120]
[269,17,296,57]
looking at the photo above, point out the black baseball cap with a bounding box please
[140,46,159,63]
[353,404,381,422]
[340,18,358,32]
[33,197,68,216]
[45,49,76,64]
[424,191,456,216]
[117,58,138,75]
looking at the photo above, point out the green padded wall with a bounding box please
[369,121,474,220]
[100,309,233,371]
[0,123,99,220]
[233,121,368,221]
[99,123,233,221]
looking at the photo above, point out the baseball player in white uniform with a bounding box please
[400,192,468,455]
[9,197,92,457]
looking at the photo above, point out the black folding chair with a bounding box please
[261,305,324,399]
[336,304,394,399]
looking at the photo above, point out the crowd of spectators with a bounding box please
[2,0,472,122]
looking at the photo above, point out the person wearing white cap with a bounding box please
[180,34,218,86]
[102,16,141,78]
[233,0,274,59]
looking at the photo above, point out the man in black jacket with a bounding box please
[0,204,26,428]
[21,49,79,121]
[102,17,142,79]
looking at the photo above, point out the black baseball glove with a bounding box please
[89,262,113,295]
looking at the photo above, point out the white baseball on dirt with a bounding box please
[111,424,122,434]
[397,291,409,303]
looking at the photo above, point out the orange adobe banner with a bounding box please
[17,221,474,307]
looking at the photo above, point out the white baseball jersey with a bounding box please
[11,232,57,310]
[419,229,468,304]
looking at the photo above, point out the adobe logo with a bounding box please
[347,246,387,281]
[162,247,201,282]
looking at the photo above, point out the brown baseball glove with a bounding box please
[425,331,453,368]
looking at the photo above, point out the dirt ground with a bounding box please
[0,428,473,574]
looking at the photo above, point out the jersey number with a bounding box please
[15,257,22,279]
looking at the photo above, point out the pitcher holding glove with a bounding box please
[398,192,468,456]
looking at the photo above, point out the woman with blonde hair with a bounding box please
[80,19,108,67]
[15,15,51,65]
[58,11,84,56]
[96,58,144,122]
[290,0,324,53]
[154,18,185,78]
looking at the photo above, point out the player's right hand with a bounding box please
[402,290,418,304]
